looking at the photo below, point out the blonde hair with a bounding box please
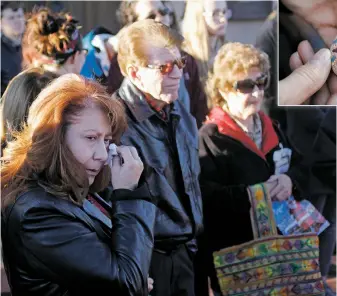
[182,0,225,83]
[117,19,183,76]
[206,42,270,107]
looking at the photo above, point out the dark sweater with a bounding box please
[1,35,22,96]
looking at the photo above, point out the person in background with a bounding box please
[1,74,156,296]
[114,19,203,296]
[196,42,306,296]
[0,67,57,151]
[21,7,87,75]
[1,1,26,96]
[280,0,337,106]
[182,0,230,94]
[255,10,277,112]
[162,1,179,31]
[264,1,336,291]
[80,26,115,84]
[107,0,208,128]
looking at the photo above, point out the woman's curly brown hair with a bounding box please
[206,42,270,108]
[22,7,81,67]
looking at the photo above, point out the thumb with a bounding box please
[266,175,278,183]
[279,48,331,105]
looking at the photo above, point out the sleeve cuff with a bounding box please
[112,184,156,205]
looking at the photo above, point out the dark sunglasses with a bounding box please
[145,7,171,20]
[147,56,187,75]
[233,74,269,94]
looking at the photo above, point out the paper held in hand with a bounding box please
[272,196,330,235]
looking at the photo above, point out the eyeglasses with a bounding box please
[145,7,171,20]
[147,56,187,75]
[233,74,269,94]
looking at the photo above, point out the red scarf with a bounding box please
[205,107,279,160]
[87,194,111,219]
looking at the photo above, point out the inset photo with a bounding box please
[278,0,337,106]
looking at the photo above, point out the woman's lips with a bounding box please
[86,169,99,176]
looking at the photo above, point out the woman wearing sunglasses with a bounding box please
[195,43,305,296]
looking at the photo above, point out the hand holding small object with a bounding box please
[266,174,292,201]
[109,145,144,190]
[105,143,118,166]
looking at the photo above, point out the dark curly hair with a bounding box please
[22,7,82,67]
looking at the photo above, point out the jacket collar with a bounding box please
[118,78,181,122]
[118,78,156,123]
[206,107,279,160]
[82,193,112,229]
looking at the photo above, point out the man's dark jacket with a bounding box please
[114,79,203,252]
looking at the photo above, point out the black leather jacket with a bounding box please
[1,185,156,296]
[115,79,203,253]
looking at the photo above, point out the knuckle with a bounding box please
[296,66,324,92]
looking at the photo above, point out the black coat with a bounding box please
[198,108,304,252]
[310,108,336,194]
[1,185,156,296]
[194,108,306,295]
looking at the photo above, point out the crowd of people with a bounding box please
[1,1,336,296]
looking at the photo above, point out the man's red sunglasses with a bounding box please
[147,56,187,75]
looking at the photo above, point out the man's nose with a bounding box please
[252,85,263,97]
[169,64,183,79]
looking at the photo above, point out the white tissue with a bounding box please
[105,143,118,165]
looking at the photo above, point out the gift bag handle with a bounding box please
[247,183,278,239]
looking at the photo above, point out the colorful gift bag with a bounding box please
[213,184,325,296]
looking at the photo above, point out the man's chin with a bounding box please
[160,93,178,104]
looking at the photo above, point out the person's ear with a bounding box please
[126,65,140,81]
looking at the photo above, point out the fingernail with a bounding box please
[311,48,331,64]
